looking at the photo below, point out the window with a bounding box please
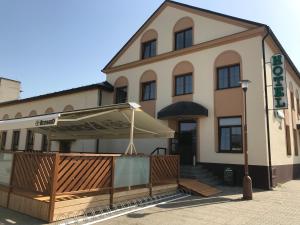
[286,125,291,155]
[297,98,300,116]
[175,74,192,96]
[217,64,241,90]
[115,86,127,104]
[291,92,295,110]
[60,141,71,153]
[141,81,156,101]
[41,134,48,152]
[12,130,20,151]
[175,28,192,50]
[293,129,298,156]
[218,117,243,152]
[25,130,34,151]
[1,131,7,151]
[142,39,156,59]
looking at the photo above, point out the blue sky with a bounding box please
[0,0,299,98]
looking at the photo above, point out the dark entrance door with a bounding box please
[59,141,72,153]
[178,121,197,165]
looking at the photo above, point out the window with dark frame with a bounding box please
[297,98,300,117]
[175,28,192,50]
[41,134,48,152]
[1,131,7,151]
[286,125,291,155]
[142,39,156,59]
[217,64,241,90]
[218,117,243,152]
[291,92,295,110]
[115,86,128,104]
[141,81,156,101]
[12,130,20,151]
[175,74,192,96]
[25,130,34,151]
[293,129,299,156]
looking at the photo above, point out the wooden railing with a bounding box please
[151,155,180,185]
[12,152,55,195]
[56,154,113,194]
[1,152,180,221]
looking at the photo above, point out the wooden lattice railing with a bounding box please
[56,154,113,194]
[3,152,180,222]
[151,155,180,185]
[12,152,56,194]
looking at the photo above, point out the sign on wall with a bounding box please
[271,54,288,109]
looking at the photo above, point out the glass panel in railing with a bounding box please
[114,156,150,188]
[0,153,13,186]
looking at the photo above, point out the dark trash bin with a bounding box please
[224,167,234,186]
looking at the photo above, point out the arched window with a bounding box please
[15,112,22,119]
[140,70,157,101]
[114,76,128,104]
[63,105,74,112]
[173,17,194,50]
[45,107,54,114]
[29,110,37,117]
[296,90,300,116]
[173,61,194,97]
[2,114,9,120]
[141,29,158,59]
[289,82,295,111]
[215,50,242,90]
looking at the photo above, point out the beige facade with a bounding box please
[0,78,20,103]
[0,84,112,153]
[0,1,299,188]
[102,1,300,188]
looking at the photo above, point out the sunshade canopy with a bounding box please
[0,103,174,140]
[157,101,208,119]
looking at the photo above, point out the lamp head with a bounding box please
[240,80,251,92]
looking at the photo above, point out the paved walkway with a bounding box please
[99,180,300,225]
[0,180,300,225]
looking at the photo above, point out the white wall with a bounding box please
[0,79,20,103]
[113,5,247,67]
[0,89,100,153]
[106,36,269,165]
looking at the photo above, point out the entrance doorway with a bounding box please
[178,121,197,165]
[59,141,72,153]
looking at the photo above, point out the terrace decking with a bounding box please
[0,152,179,222]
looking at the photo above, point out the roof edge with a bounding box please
[0,81,114,108]
[102,0,265,72]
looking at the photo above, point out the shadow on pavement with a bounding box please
[0,207,47,225]
[127,195,239,219]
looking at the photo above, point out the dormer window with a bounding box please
[140,29,158,60]
[173,17,194,51]
[175,28,192,50]
[142,39,157,59]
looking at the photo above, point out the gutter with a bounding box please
[262,26,273,189]
[95,88,102,153]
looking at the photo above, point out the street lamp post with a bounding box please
[240,80,253,200]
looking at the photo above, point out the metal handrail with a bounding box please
[150,147,167,156]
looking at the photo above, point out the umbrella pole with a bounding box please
[125,109,136,155]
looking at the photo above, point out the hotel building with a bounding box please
[1,1,300,189]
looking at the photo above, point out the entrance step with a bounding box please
[180,165,223,186]
[179,178,222,197]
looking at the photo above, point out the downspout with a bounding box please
[262,26,273,189]
[96,88,102,153]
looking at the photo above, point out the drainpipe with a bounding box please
[262,26,273,189]
[96,88,102,153]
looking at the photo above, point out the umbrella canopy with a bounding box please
[0,103,174,141]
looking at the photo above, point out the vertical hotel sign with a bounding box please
[271,54,288,109]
